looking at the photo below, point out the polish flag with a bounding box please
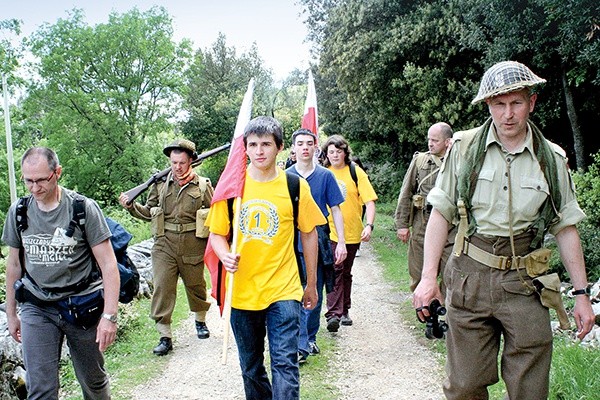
[301,69,319,141]
[204,78,254,314]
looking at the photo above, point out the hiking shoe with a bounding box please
[153,337,173,356]
[298,351,309,365]
[327,317,340,332]
[309,342,320,355]
[341,313,353,326]
[195,321,210,339]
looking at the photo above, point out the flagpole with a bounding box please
[204,78,254,365]
[221,196,242,364]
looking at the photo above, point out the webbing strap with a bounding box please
[452,199,468,256]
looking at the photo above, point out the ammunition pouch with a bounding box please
[532,273,570,330]
[412,194,425,210]
[150,207,165,237]
[524,248,551,278]
[195,208,210,239]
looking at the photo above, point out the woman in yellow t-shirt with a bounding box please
[321,135,378,332]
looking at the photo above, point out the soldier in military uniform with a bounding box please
[395,122,452,292]
[413,61,595,399]
[119,139,213,355]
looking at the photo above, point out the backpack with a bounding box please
[16,194,140,304]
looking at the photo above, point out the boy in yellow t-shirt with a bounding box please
[207,116,325,400]
[321,135,378,332]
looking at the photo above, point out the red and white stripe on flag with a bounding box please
[205,78,254,314]
[301,69,319,142]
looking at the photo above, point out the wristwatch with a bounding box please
[101,313,118,323]
[366,223,374,231]
[571,286,591,296]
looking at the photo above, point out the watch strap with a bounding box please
[571,287,590,296]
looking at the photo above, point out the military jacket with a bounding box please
[394,152,442,229]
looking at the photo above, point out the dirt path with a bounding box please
[133,243,444,399]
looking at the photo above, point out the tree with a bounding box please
[300,0,599,201]
[456,0,600,170]
[25,7,192,205]
[302,0,485,200]
[181,33,274,154]
[1,18,25,231]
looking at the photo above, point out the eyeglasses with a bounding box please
[22,171,56,187]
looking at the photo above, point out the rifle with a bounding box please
[123,142,231,205]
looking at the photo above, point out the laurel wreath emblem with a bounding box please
[239,200,279,245]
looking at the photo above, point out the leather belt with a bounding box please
[463,240,527,270]
[164,222,196,233]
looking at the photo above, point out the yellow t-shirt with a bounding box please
[206,171,326,310]
[328,164,378,244]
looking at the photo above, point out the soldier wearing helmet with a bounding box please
[413,61,594,399]
[119,139,214,356]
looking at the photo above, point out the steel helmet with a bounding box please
[472,61,546,104]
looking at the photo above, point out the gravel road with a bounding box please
[133,243,445,399]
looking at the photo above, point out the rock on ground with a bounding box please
[132,242,444,399]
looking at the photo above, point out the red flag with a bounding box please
[205,78,254,314]
[301,69,319,141]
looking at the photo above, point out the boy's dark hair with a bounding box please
[321,134,351,167]
[243,116,284,149]
[291,128,318,145]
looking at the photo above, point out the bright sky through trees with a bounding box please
[6,0,312,80]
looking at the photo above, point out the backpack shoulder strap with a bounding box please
[285,171,300,227]
[285,171,305,284]
[349,161,358,187]
[16,195,31,233]
[66,194,87,238]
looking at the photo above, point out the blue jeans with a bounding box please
[298,253,325,355]
[231,300,302,400]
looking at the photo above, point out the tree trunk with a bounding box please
[561,65,586,171]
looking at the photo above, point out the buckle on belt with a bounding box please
[164,222,195,233]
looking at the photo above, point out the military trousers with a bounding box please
[151,230,211,327]
[443,232,552,400]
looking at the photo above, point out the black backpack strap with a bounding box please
[349,161,358,187]
[285,172,304,285]
[285,172,300,227]
[66,194,87,238]
[349,162,367,220]
[16,195,31,233]
[16,196,31,280]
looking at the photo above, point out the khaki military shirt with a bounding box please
[394,152,442,229]
[129,172,213,226]
[428,123,585,236]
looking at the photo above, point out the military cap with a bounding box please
[163,139,197,158]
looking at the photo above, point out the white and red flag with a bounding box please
[204,78,254,315]
[301,69,319,140]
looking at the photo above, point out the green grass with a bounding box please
[299,331,340,399]
[549,335,600,400]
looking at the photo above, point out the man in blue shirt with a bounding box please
[288,128,347,362]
